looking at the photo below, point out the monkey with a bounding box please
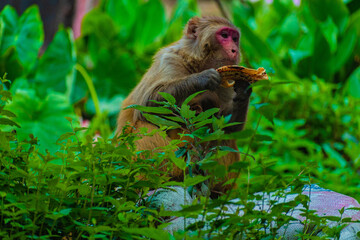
[116,16,252,195]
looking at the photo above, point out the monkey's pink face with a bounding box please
[215,27,240,64]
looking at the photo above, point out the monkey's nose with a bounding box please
[231,49,236,53]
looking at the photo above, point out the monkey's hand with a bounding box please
[233,80,252,102]
[196,69,221,91]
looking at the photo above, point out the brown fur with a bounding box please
[116,16,250,195]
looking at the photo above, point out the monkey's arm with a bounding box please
[226,81,252,133]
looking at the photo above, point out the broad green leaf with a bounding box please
[278,13,300,42]
[133,0,166,53]
[345,67,360,98]
[0,5,43,71]
[35,28,76,96]
[105,0,139,39]
[3,89,77,153]
[184,175,210,187]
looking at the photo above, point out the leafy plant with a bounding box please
[0,0,360,238]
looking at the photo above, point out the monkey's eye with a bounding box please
[221,32,229,38]
[233,37,238,43]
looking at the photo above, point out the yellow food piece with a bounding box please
[216,65,269,88]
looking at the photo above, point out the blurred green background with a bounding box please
[0,0,359,198]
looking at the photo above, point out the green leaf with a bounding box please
[254,134,273,142]
[218,146,238,153]
[169,154,186,171]
[34,28,76,96]
[184,175,210,187]
[3,89,78,153]
[199,129,225,143]
[0,117,20,128]
[105,0,139,39]
[158,92,176,105]
[330,27,357,73]
[319,17,338,54]
[180,91,205,119]
[125,104,173,114]
[0,109,16,118]
[182,91,205,106]
[180,104,196,119]
[345,67,360,98]
[254,103,275,125]
[163,115,186,124]
[143,113,181,128]
[48,159,64,165]
[192,127,210,138]
[56,132,75,143]
[179,204,203,213]
[322,143,347,168]
[307,0,349,33]
[133,0,166,53]
[59,208,72,216]
[193,108,219,122]
[123,228,170,240]
[0,5,44,71]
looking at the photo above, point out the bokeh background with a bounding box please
[1,0,360,198]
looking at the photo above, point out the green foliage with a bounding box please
[230,0,360,198]
[3,80,354,238]
[0,5,78,153]
[0,5,43,77]
[0,0,360,238]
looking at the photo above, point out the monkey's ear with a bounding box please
[185,17,200,39]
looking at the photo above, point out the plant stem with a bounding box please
[75,64,101,117]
